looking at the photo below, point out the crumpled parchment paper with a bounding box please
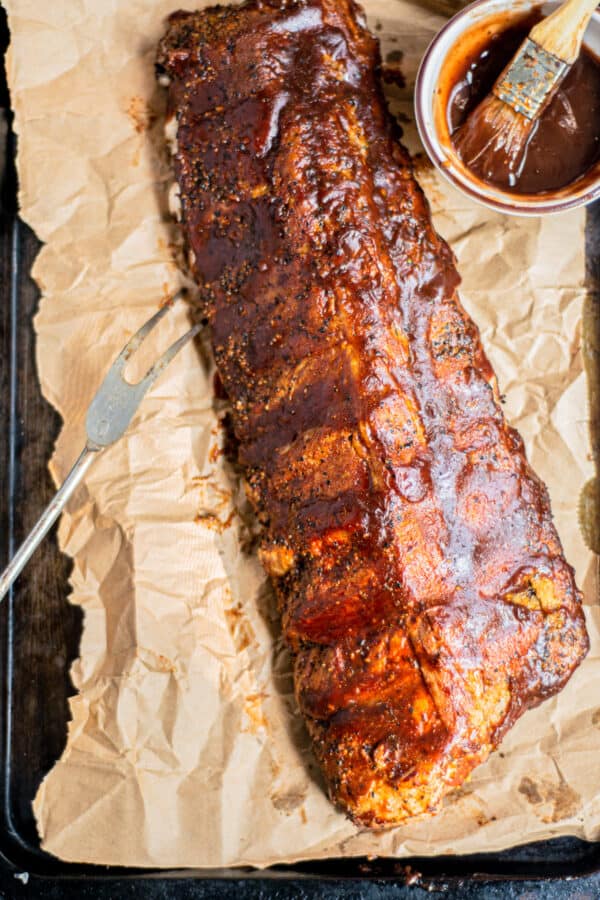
[4,0,600,868]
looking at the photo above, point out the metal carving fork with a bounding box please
[0,290,201,600]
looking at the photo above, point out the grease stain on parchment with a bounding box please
[223,600,256,655]
[443,782,495,827]
[127,95,160,166]
[518,772,581,823]
[156,239,185,281]
[127,95,157,134]
[271,785,309,815]
[192,473,236,532]
[382,49,406,89]
[208,443,223,464]
[194,510,236,532]
[242,693,269,735]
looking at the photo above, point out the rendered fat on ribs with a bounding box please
[157,0,589,827]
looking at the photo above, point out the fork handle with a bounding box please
[0,444,100,601]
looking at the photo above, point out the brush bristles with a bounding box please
[453,96,535,188]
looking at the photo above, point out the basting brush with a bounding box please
[454,0,599,187]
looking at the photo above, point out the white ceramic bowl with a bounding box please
[414,0,600,215]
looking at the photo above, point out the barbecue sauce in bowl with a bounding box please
[446,12,600,195]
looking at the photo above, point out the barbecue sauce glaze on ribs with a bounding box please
[157,0,589,828]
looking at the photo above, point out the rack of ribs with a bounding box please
[157,0,589,827]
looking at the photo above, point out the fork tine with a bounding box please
[85,290,198,448]
[138,321,203,391]
[112,289,186,373]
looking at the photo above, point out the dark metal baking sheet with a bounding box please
[2,7,600,896]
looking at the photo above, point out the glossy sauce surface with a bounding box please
[448,11,600,194]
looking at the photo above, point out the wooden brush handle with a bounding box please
[530,0,599,63]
